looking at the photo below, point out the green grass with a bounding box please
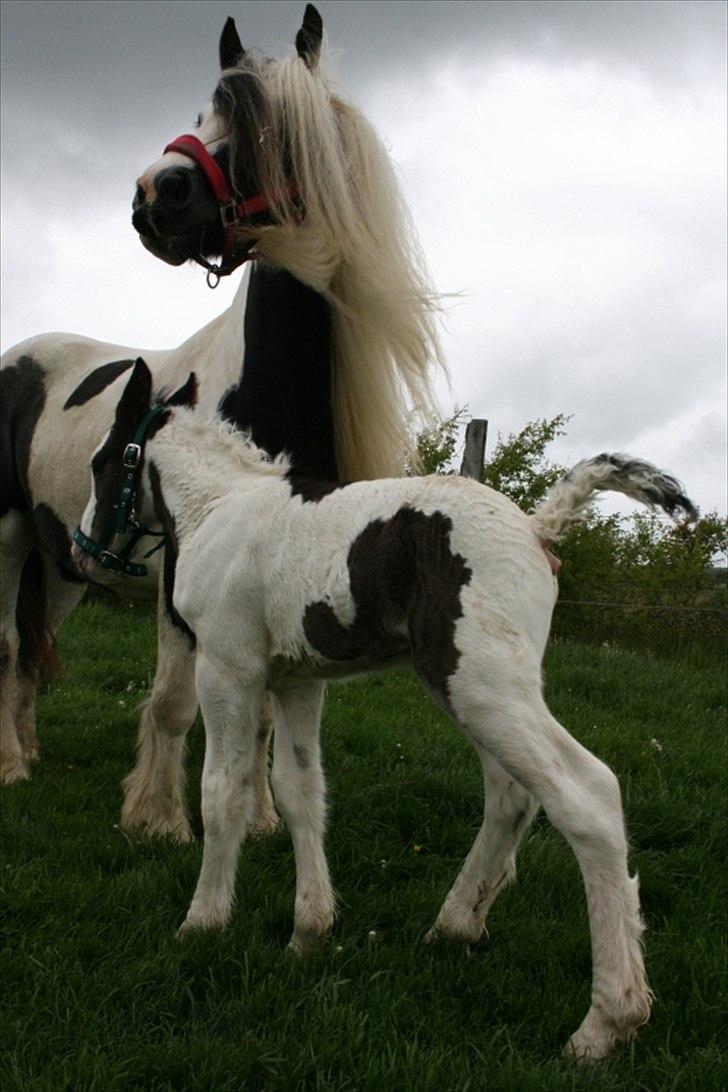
[1,599,726,1091]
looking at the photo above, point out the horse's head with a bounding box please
[132,6,324,277]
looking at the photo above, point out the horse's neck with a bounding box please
[219,262,337,481]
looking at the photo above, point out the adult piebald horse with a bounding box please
[0,6,443,840]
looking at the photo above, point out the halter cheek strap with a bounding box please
[73,404,168,578]
[164,133,299,287]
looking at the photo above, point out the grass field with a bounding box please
[1,597,726,1091]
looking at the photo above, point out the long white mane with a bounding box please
[223,47,446,480]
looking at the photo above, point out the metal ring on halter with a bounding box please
[206,266,221,289]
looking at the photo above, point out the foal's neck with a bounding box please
[149,415,273,544]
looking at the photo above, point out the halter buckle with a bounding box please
[99,550,122,571]
[220,202,238,229]
[123,443,142,469]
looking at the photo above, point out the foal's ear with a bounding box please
[296,4,323,69]
[219,16,245,69]
[114,358,152,429]
[166,372,198,409]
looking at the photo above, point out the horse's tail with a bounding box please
[530,453,698,545]
[17,549,61,686]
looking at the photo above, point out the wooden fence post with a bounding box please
[460,419,488,480]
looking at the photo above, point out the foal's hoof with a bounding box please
[563,1034,614,1064]
[422,923,481,951]
[287,927,331,957]
[177,913,228,938]
[563,1011,621,1063]
[1,759,31,785]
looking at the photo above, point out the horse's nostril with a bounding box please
[134,184,146,208]
[157,168,193,207]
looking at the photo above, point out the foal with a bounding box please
[76,359,696,1061]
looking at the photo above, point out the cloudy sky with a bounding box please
[1,0,725,518]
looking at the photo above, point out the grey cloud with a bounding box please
[1,0,725,514]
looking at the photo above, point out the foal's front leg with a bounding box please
[270,681,334,953]
[180,655,267,932]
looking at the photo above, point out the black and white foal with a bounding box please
[76,359,697,1061]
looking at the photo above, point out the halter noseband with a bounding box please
[73,404,168,578]
[163,133,299,288]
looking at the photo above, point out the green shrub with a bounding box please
[414,411,727,655]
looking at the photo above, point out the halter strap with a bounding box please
[163,133,299,286]
[73,404,168,578]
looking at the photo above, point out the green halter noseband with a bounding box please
[73,404,168,578]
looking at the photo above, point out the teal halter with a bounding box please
[73,404,168,578]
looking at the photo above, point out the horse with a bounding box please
[75,356,697,1060]
[0,4,443,843]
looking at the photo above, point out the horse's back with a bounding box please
[0,332,162,535]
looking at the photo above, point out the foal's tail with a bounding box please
[530,454,698,545]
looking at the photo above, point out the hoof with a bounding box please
[286,933,317,957]
[563,1006,632,1063]
[177,911,228,937]
[1,759,31,785]
[563,1032,616,1064]
[120,810,193,845]
[422,921,483,949]
[287,924,332,957]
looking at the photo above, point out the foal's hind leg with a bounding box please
[451,675,651,1060]
[249,693,282,837]
[427,752,539,945]
[121,597,197,842]
[0,511,33,782]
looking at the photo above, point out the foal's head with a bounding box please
[73,360,197,577]
[132,5,324,269]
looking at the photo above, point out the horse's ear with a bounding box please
[219,16,245,69]
[115,358,152,429]
[296,4,323,69]
[166,372,198,409]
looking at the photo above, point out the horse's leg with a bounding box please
[121,592,197,843]
[179,655,265,932]
[450,676,651,1060]
[249,692,282,837]
[426,752,539,945]
[15,555,85,765]
[121,587,279,843]
[269,681,333,953]
[0,511,34,783]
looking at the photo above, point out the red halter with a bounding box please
[163,133,298,287]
